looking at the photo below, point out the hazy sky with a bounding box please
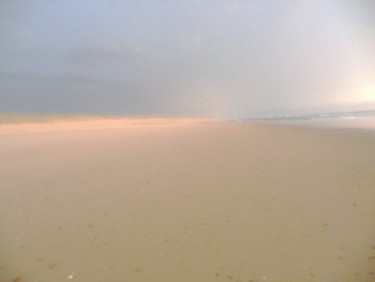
[0,1,374,117]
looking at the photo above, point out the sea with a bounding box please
[238,110,375,131]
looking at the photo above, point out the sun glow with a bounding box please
[358,82,375,103]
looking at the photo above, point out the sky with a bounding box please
[0,0,374,118]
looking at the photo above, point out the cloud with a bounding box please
[66,45,133,65]
[0,70,124,86]
[0,0,374,116]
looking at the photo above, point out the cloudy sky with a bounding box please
[0,0,374,118]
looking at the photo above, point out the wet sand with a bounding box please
[1,117,375,282]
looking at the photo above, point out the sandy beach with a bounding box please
[1,117,375,282]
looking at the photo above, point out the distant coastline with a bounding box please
[0,113,104,125]
[0,113,213,126]
[1,110,375,132]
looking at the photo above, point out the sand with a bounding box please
[0,117,375,282]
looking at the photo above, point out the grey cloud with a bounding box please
[0,70,126,86]
[0,70,161,115]
[66,46,135,65]
[0,1,374,117]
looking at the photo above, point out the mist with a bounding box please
[0,0,374,118]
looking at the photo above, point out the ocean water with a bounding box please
[240,110,375,131]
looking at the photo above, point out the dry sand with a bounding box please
[0,117,375,282]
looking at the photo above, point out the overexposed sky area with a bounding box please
[0,0,374,118]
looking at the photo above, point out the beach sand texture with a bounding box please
[1,118,375,282]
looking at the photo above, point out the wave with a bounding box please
[242,110,375,122]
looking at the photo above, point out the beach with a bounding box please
[1,117,375,282]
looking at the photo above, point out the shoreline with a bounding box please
[253,116,375,132]
[0,115,214,135]
[1,112,375,134]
